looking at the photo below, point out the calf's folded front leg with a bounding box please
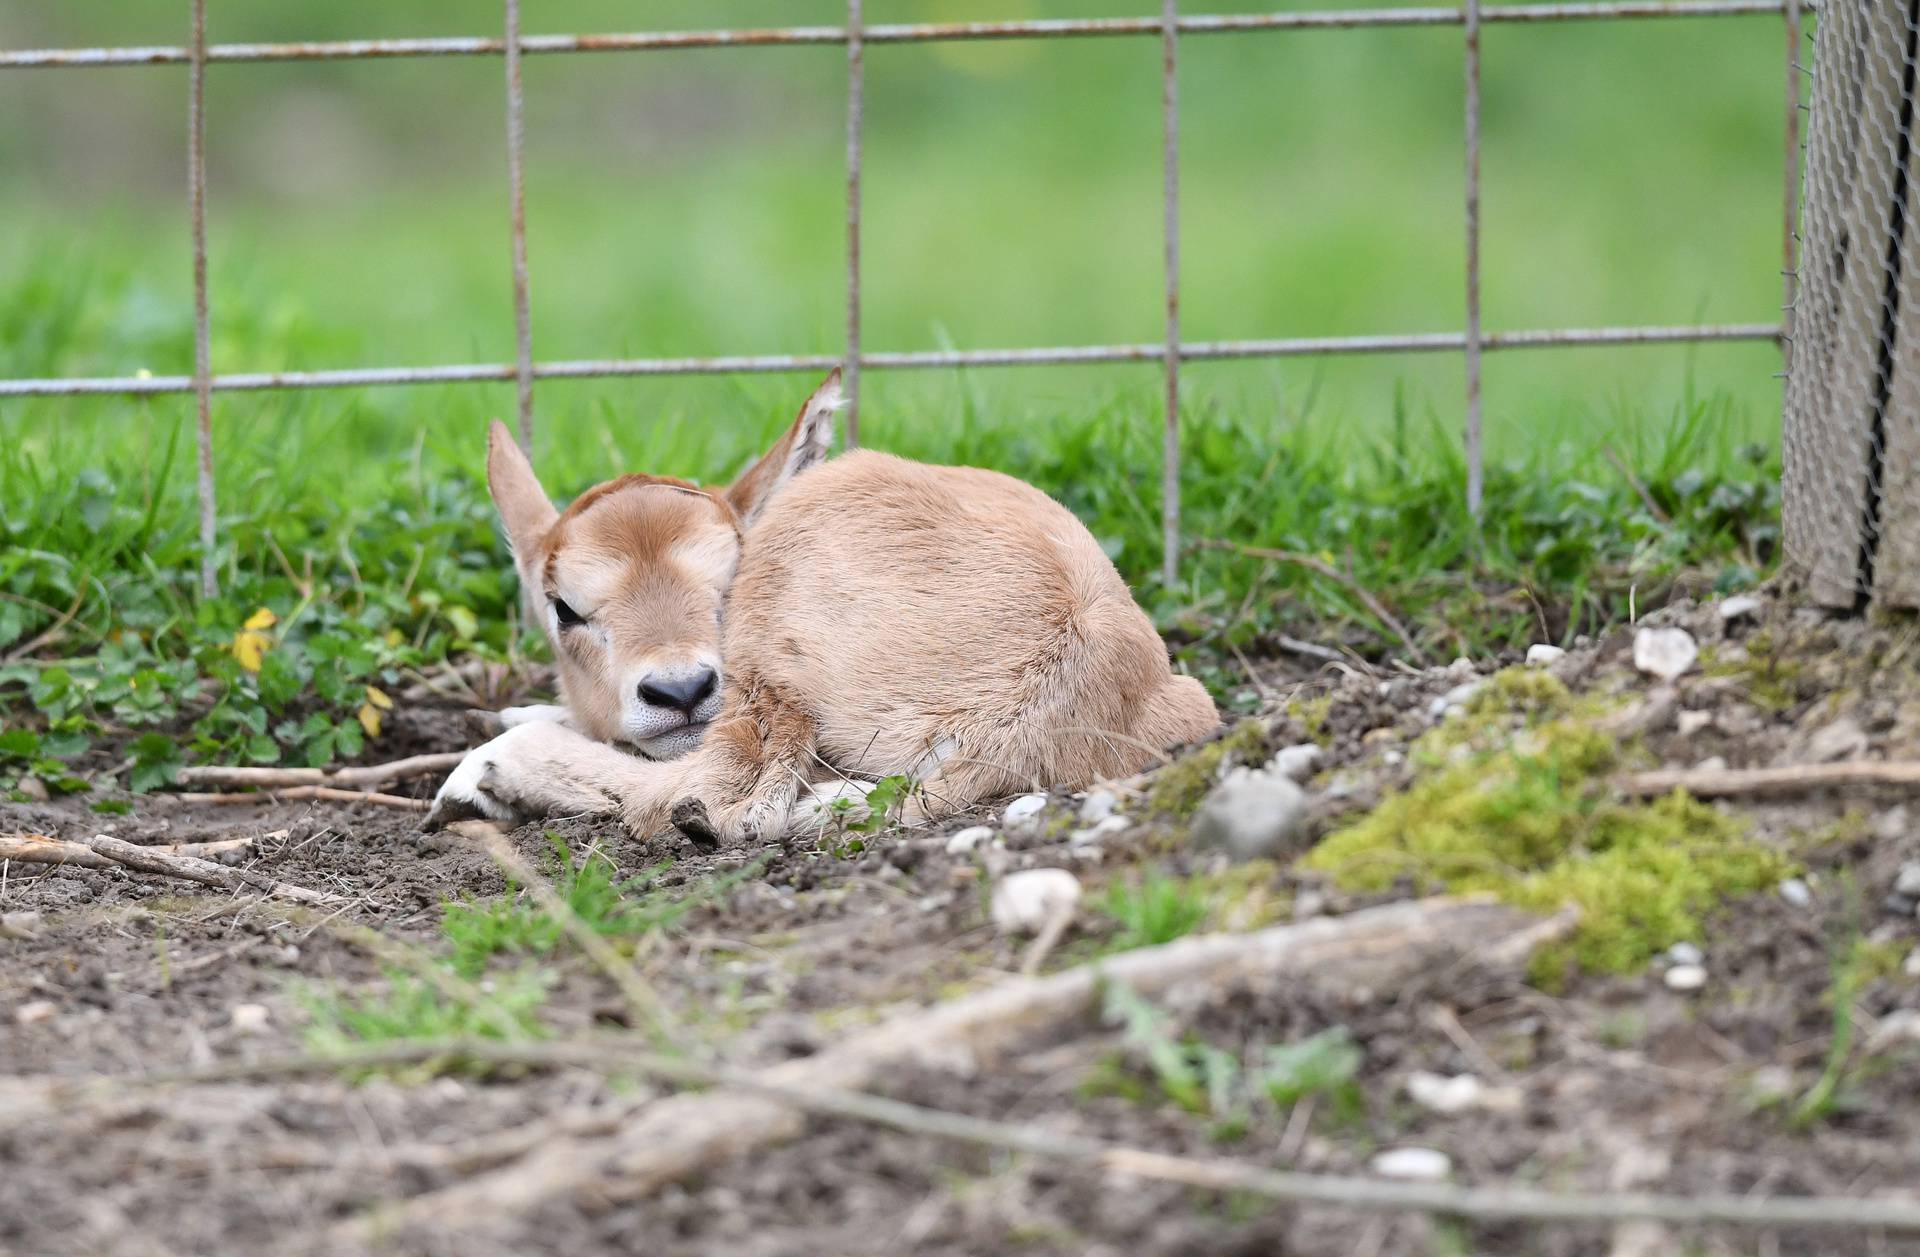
[425,722,688,831]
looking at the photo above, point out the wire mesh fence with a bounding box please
[5,2,1805,598]
[1783,0,1920,607]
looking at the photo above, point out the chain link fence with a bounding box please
[1784,0,1920,606]
[6,2,1804,599]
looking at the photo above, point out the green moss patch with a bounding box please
[1302,716,1789,985]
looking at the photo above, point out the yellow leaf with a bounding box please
[364,685,393,711]
[243,607,277,631]
[357,702,383,739]
[232,629,272,673]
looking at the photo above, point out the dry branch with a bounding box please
[0,833,256,868]
[1195,538,1430,665]
[163,785,428,811]
[1615,761,1920,799]
[70,834,342,906]
[175,750,463,791]
[393,897,1567,1228]
[64,1021,1920,1236]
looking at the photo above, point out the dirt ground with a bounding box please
[5,586,1920,1256]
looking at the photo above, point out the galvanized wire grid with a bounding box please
[6,2,1809,593]
[1783,0,1920,608]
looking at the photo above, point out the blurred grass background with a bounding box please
[0,0,1794,736]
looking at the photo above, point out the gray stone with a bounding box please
[1895,861,1920,899]
[1633,626,1699,682]
[1663,963,1707,992]
[1525,643,1567,666]
[1717,594,1763,622]
[1807,718,1868,764]
[1666,941,1704,967]
[1192,767,1307,863]
[1078,788,1119,824]
[944,825,996,856]
[1267,743,1323,783]
[1885,892,1918,919]
[1778,878,1813,908]
[1001,793,1049,841]
[990,868,1082,936]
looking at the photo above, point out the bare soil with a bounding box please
[5,587,1920,1256]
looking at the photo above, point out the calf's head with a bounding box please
[486,373,841,759]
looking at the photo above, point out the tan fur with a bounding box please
[434,373,1219,841]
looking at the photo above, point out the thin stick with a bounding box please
[1615,761,1920,799]
[76,1035,1920,1234]
[473,829,677,1043]
[162,786,428,811]
[1,582,86,664]
[175,751,464,790]
[1196,538,1430,665]
[0,833,256,868]
[79,834,341,904]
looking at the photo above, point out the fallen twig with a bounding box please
[1615,761,1920,799]
[1195,538,1430,666]
[74,834,343,906]
[161,785,428,812]
[390,897,1567,1227]
[175,750,463,791]
[43,1025,1917,1235]
[0,833,255,868]
[1,582,87,664]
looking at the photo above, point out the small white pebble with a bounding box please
[1406,1071,1522,1116]
[1896,862,1920,899]
[1633,626,1699,682]
[1664,963,1708,992]
[1667,941,1704,967]
[1267,743,1323,783]
[1371,1147,1452,1182]
[1078,789,1119,824]
[1906,947,1920,979]
[1778,878,1812,908]
[1525,644,1567,666]
[990,868,1082,936]
[1001,793,1049,839]
[1675,710,1713,738]
[944,825,995,856]
[230,1003,271,1034]
[15,1000,56,1026]
[1718,594,1762,622]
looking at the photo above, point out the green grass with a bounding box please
[303,834,732,1049]
[0,1,1790,789]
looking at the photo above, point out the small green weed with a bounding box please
[301,968,549,1053]
[1100,873,1209,952]
[820,773,915,856]
[442,833,754,976]
[1092,983,1365,1141]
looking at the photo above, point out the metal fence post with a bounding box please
[1463,0,1485,521]
[187,0,218,599]
[845,0,865,447]
[503,0,535,452]
[1160,0,1182,587]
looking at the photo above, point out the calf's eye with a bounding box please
[552,598,585,628]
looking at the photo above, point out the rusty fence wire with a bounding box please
[4,1,1808,594]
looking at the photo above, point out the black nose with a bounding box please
[638,668,718,715]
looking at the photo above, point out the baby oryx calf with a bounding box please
[428,372,1219,843]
